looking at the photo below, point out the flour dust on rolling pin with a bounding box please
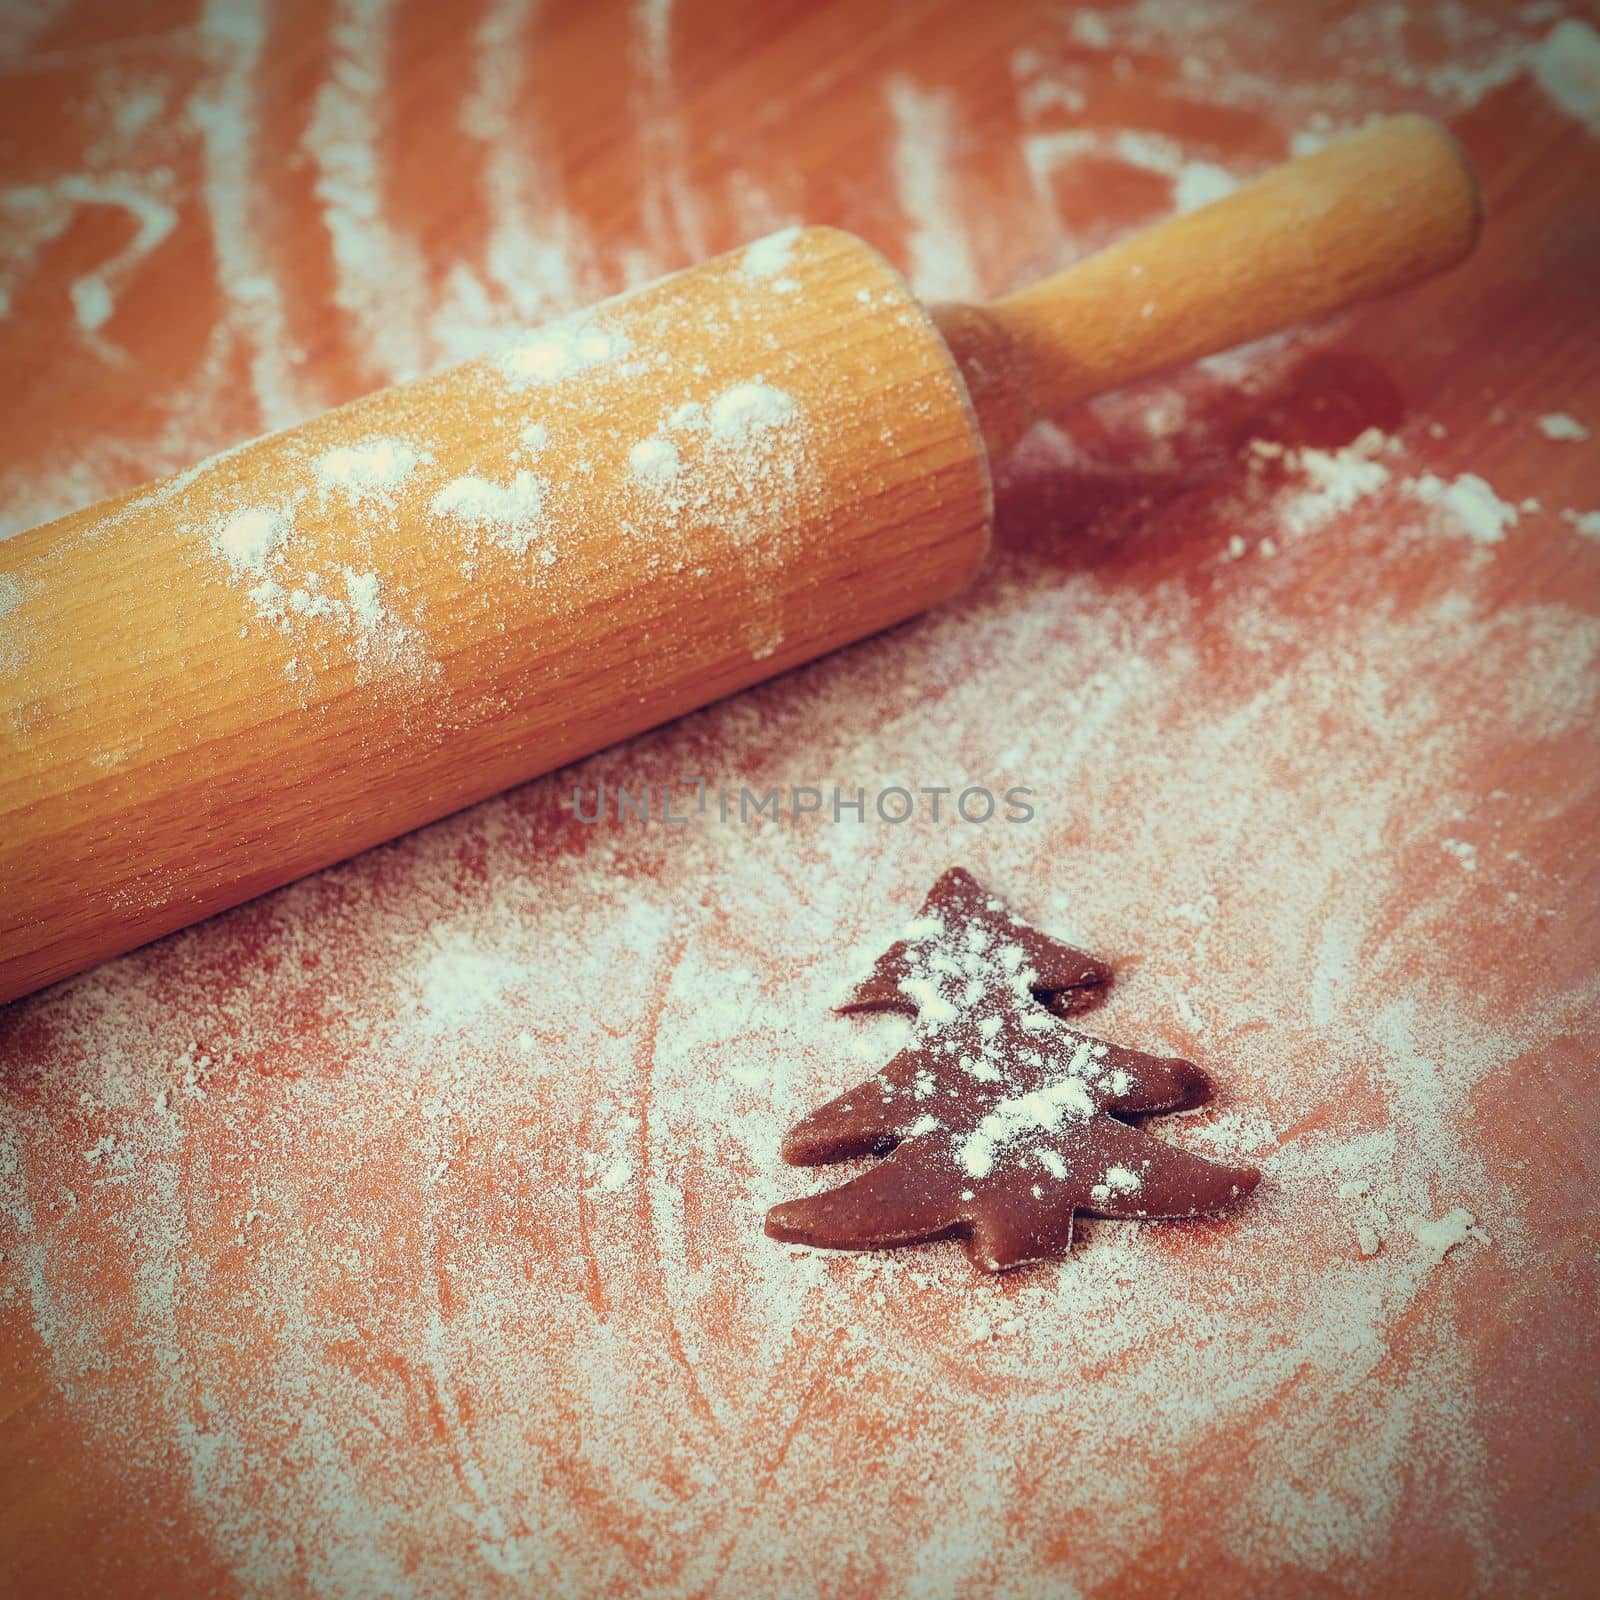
[91,228,834,699]
[0,225,990,1004]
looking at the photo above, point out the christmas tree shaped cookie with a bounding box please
[767,868,1259,1272]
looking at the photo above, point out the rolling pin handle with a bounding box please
[938,115,1482,462]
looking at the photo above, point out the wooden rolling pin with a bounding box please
[0,116,1480,1006]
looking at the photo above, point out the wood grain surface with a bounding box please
[1,2,1597,1597]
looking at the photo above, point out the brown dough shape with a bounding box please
[766,868,1260,1273]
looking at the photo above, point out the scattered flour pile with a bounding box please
[1531,18,1600,134]
[198,479,415,678]
[707,381,796,443]
[212,505,290,575]
[429,470,553,558]
[315,436,429,503]
[1536,412,1589,443]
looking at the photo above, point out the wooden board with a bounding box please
[1,2,1596,1595]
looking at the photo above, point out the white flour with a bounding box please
[1532,18,1600,133]
[1409,470,1521,544]
[459,0,593,332]
[194,0,312,430]
[887,76,981,300]
[0,173,177,339]
[1536,412,1589,442]
[213,505,290,575]
[741,227,800,279]
[304,0,431,384]
[429,470,552,557]
[628,435,682,486]
[315,437,428,501]
[500,317,630,385]
[1265,430,1395,535]
[1408,1207,1492,1262]
[706,382,796,444]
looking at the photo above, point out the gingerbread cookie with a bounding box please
[767,868,1260,1272]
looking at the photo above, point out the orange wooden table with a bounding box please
[2,2,1597,1595]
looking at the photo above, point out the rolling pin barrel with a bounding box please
[0,116,1480,1006]
[0,229,991,1006]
